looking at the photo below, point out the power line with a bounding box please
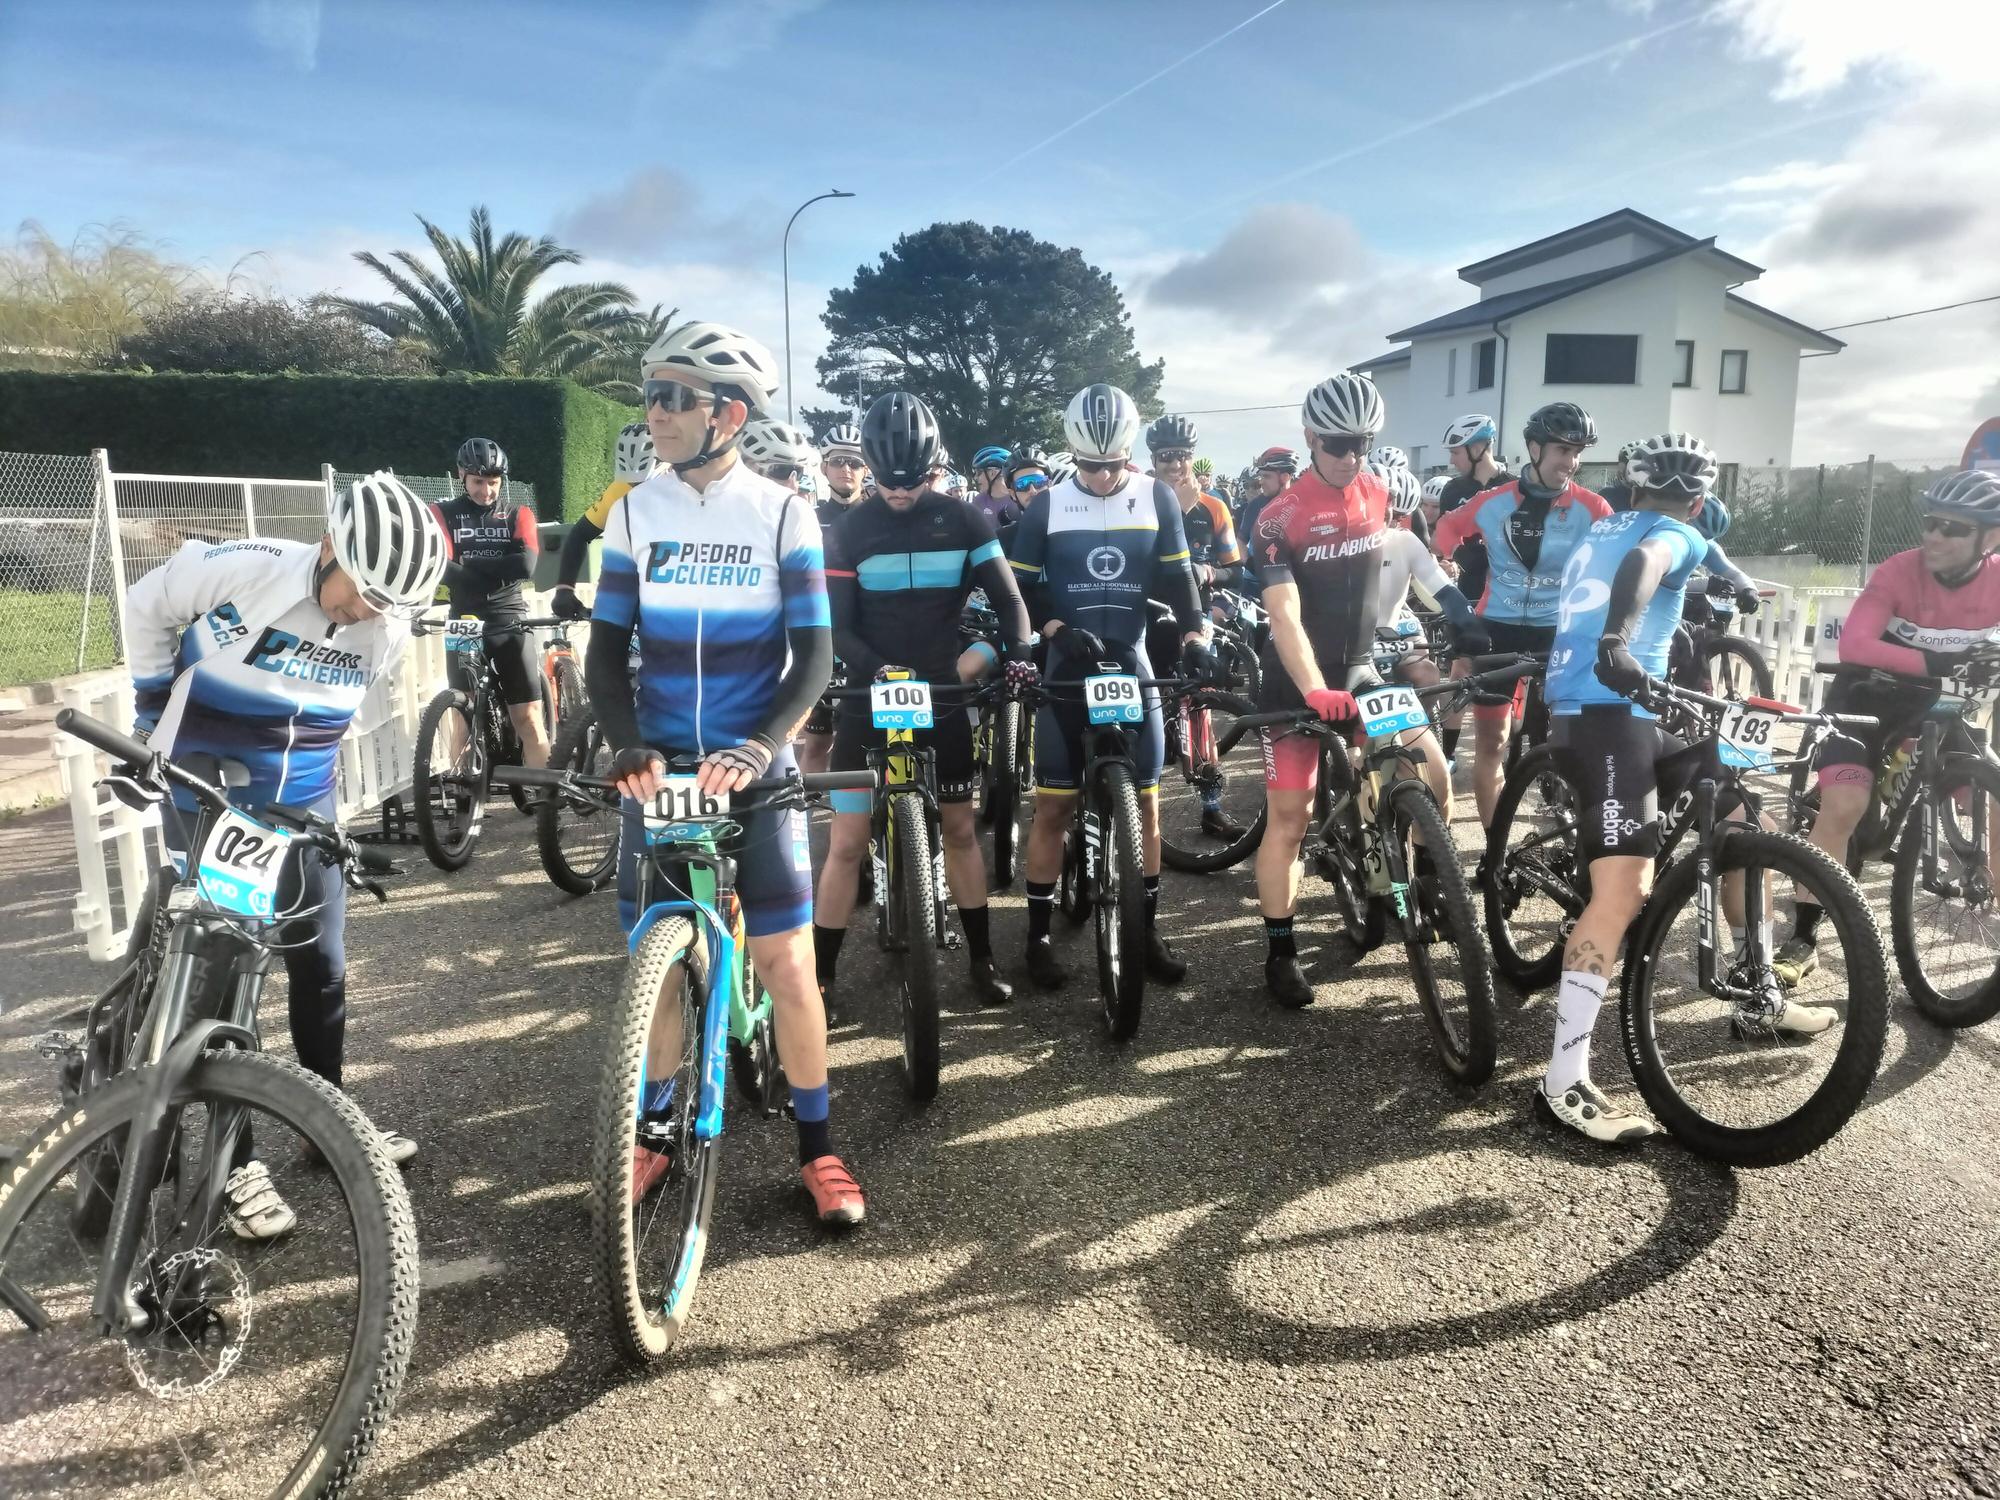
[1818,293,2000,332]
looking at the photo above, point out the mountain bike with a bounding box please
[1669,581,1773,700]
[410,614,568,870]
[1479,678,1891,1165]
[1205,588,1264,698]
[3,708,418,1500]
[496,759,871,1364]
[1218,667,1515,1084]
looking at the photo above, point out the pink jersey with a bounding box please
[1840,548,2000,676]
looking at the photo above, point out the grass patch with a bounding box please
[0,586,118,687]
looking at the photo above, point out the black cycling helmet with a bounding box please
[456,437,508,476]
[1522,402,1596,449]
[1146,413,1198,453]
[860,390,942,491]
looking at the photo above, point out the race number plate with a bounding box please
[1085,674,1143,725]
[870,678,935,730]
[195,807,296,918]
[643,777,729,845]
[1374,630,1420,660]
[445,617,484,653]
[1717,702,1780,771]
[1356,685,1426,739]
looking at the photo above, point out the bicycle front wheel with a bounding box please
[536,708,618,895]
[1159,691,1266,874]
[1891,757,2000,1027]
[891,801,942,1101]
[592,916,719,1364]
[1620,828,1889,1166]
[1481,745,1584,993]
[1700,636,1773,702]
[1096,763,1149,1041]
[0,1050,417,1500]
[1385,782,1498,1084]
[988,699,1021,889]
[413,689,485,870]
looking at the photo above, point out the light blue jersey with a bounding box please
[1546,510,1707,716]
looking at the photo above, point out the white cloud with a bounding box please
[1699,160,1859,197]
[675,0,827,69]
[1706,0,2000,95]
[248,0,321,73]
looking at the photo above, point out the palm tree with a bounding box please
[323,206,647,396]
[560,301,679,403]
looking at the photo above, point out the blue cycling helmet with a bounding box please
[972,444,1012,471]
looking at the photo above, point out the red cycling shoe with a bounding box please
[800,1155,866,1226]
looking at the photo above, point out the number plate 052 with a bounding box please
[1085,674,1142,725]
[1356,685,1427,739]
[870,679,934,730]
[195,807,296,917]
[445,617,483,652]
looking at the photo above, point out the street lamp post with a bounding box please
[782,189,855,421]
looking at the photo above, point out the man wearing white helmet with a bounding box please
[553,421,656,621]
[818,421,868,525]
[585,319,865,1227]
[1419,473,1450,534]
[739,417,821,497]
[1008,382,1214,990]
[123,473,449,1231]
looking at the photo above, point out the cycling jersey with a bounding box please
[1837,547,2000,677]
[1375,527,1448,625]
[583,479,635,530]
[1546,510,1708,716]
[1007,475,1201,646]
[969,488,1022,531]
[128,538,406,806]
[1179,491,1243,575]
[823,492,1029,684]
[592,462,828,754]
[1433,478,1611,626]
[434,493,541,622]
[1252,467,1391,681]
[1437,468,1511,517]
[817,494,862,531]
[1606,482,1732,541]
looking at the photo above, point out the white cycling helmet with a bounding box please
[1378,465,1423,518]
[614,421,656,483]
[1301,370,1385,438]
[1063,383,1142,461]
[1443,413,1498,450]
[737,418,819,471]
[330,471,449,615]
[1045,450,1078,486]
[822,420,864,457]
[1368,444,1410,470]
[1421,474,1451,503]
[940,469,966,497]
[640,320,781,418]
[1627,432,1719,497]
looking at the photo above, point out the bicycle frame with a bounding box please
[865,671,948,953]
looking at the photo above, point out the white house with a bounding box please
[1352,209,1842,494]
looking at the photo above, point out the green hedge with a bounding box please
[0,371,638,522]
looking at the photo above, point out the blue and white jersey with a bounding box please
[1546,510,1708,717]
[1007,475,1192,648]
[592,460,828,754]
[127,538,407,805]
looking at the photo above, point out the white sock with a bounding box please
[1546,970,1610,1094]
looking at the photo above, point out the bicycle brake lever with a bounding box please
[358,877,389,904]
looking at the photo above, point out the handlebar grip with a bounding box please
[801,770,878,793]
[490,766,570,789]
[357,846,396,875]
[54,707,154,768]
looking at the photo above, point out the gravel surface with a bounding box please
[2,791,1997,1500]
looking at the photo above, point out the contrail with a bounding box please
[966,0,1290,189]
[1221,12,1702,208]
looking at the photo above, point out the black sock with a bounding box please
[959,904,992,959]
[1793,902,1824,945]
[812,923,846,981]
[1442,727,1461,759]
[1026,880,1056,942]
[1265,916,1297,960]
[1144,874,1161,929]
[796,1116,832,1163]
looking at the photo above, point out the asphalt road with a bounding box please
[2,790,1997,1500]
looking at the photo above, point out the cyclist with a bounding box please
[970,444,1017,528]
[1419,474,1450,534]
[553,422,655,621]
[1251,371,1451,1007]
[584,319,863,1226]
[1044,450,1077,489]
[128,473,448,1232]
[739,418,820,495]
[1233,446,1299,601]
[1008,382,1213,989]
[1777,468,2000,983]
[1540,432,1833,1144]
[818,420,867,524]
[1368,444,1409,472]
[814,392,1036,1011]
[1433,402,1611,827]
[433,437,551,771]
[1369,455,1433,548]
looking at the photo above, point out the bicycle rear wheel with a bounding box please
[0,1051,417,1500]
[1159,691,1266,873]
[593,915,719,1364]
[1700,636,1773,702]
[891,801,942,1101]
[413,690,486,870]
[1481,745,1584,993]
[536,709,618,895]
[1386,782,1498,1084]
[1096,763,1149,1041]
[1620,828,1889,1166]
[1891,758,2000,1026]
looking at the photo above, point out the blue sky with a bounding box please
[5,0,1995,465]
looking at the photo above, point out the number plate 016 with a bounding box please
[1356,685,1426,739]
[195,807,296,917]
[643,777,728,845]
[1085,674,1142,725]
[870,679,935,730]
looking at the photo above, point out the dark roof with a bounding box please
[1351,348,1410,373]
[1725,292,1845,352]
[1388,239,1697,341]
[1457,208,1764,285]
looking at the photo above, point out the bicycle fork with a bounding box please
[1689,783,1783,1030]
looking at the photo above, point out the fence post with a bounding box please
[321,462,337,517]
[77,458,107,674]
[240,478,258,537]
[93,449,132,658]
[1856,454,1876,587]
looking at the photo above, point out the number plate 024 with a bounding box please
[196,807,296,917]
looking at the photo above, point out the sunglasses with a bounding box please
[1011,472,1049,492]
[1314,434,1369,458]
[1152,449,1193,464]
[1923,515,1982,539]
[824,455,863,469]
[642,377,718,413]
[1074,457,1126,475]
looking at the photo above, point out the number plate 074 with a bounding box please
[1356,685,1427,739]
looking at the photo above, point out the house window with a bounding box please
[1472,338,1496,391]
[1673,340,1694,388]
[1716,463,1740,501]
[1446,346,1457,397]
[1544,333,1639,385]
[1720,349,1748,395]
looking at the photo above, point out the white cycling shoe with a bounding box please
[224,1160,296,1241]
[1533,1078,1660,1146]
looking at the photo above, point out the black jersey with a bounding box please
[433,493,540,621]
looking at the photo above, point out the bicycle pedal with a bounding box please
[941,929,964,951]
[31,1030,82,1061]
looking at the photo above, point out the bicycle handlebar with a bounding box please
[491,764,877,797]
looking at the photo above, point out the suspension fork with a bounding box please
[1690,779,1724,996]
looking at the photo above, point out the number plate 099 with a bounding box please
[1086,674,1142,725]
